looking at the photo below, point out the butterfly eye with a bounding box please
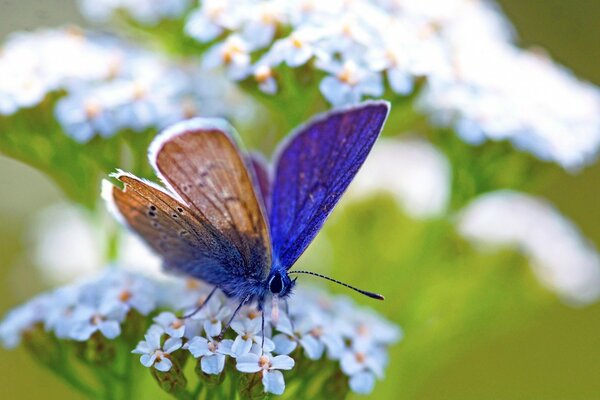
[269,274,284,294]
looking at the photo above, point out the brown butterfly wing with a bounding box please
[103,173,250,284]
[149,120,271,281]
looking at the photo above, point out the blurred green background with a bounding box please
[0,1,599,399]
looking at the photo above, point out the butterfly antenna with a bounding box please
[288,270,384,300]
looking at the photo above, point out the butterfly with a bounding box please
[102,100,390,330]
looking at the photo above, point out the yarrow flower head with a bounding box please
[81,0,600,169]
[1,268,400,397]
[0,28,246,143]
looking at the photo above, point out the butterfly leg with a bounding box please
[216,295,250,341]
[181,286,218,319]
[261,310,265,355]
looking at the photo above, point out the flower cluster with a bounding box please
[0,28,240,143]
[0,268,400,396]
[0,269,158,348]
[80,0,600,169]
[457,191,600,305]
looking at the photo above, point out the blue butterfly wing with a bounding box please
[269,101,390,269]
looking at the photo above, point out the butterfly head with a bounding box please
[267,269,296,299]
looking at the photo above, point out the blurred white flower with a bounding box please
[420,44,600,169]
[348,137,451,218]
[318,59,383,106]
[457,191,600,305]
[69,301,127,341]
[78,0,190,25]
[0,28,248,142]
[27,202,163,285]
[202,35,252,81]
[176,0,600,168]
[272,314,324,360]
[0,293,52,348]
[184,0,241,42]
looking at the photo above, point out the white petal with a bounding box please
[154,358,173,372]
[69,323,96,341]
[262,370,285,395]
[163,337,183,354]
[218,339,234,356]
[201,354,226,375]
[140,353,156,368]
[99,321,121,339]
[270,355,295,370]
[272,334,297,355]
[299,336,324,360]
[232,336,253,357]
[187,337,210,358]
[349,371,375,394]
[204,320,221,337]
[236,353,261,373]
[340,352,364,376]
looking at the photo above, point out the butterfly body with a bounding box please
[103,101,389,311]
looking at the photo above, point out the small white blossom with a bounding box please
[186,336,234,374]
[236,353,295,395]
[272,314,323,359]
[69,301,128,341]
[193,295,231,338]
[184,0,241,42]
[318,60,383,106]
[203,35,252,80]
[132,326,182,371]
[0,294,52,348]
[153,312,186,338]
[230,318,275,357]
[79,0,190,25]
[253,64,278,94]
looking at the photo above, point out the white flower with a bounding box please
[266,27,324,67]
[348,138,451,219]
[239,1,287,49]
[184,0,241,42]
[79,0,190,25]
[132,326,182,371]
[236,353,295,395]
[340,341,387,395]
[349,371,376,395]
[192,295,231,338]
[203,35,251,80]
[153,312,186,338]
[272,314,324,359]
[69,301,128,341]
[186,336,234,374]
[0,294,52,348]
[230,318,275,357]
[253,64,278,94]
[457,191,600,305]
[318,60,383,106]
